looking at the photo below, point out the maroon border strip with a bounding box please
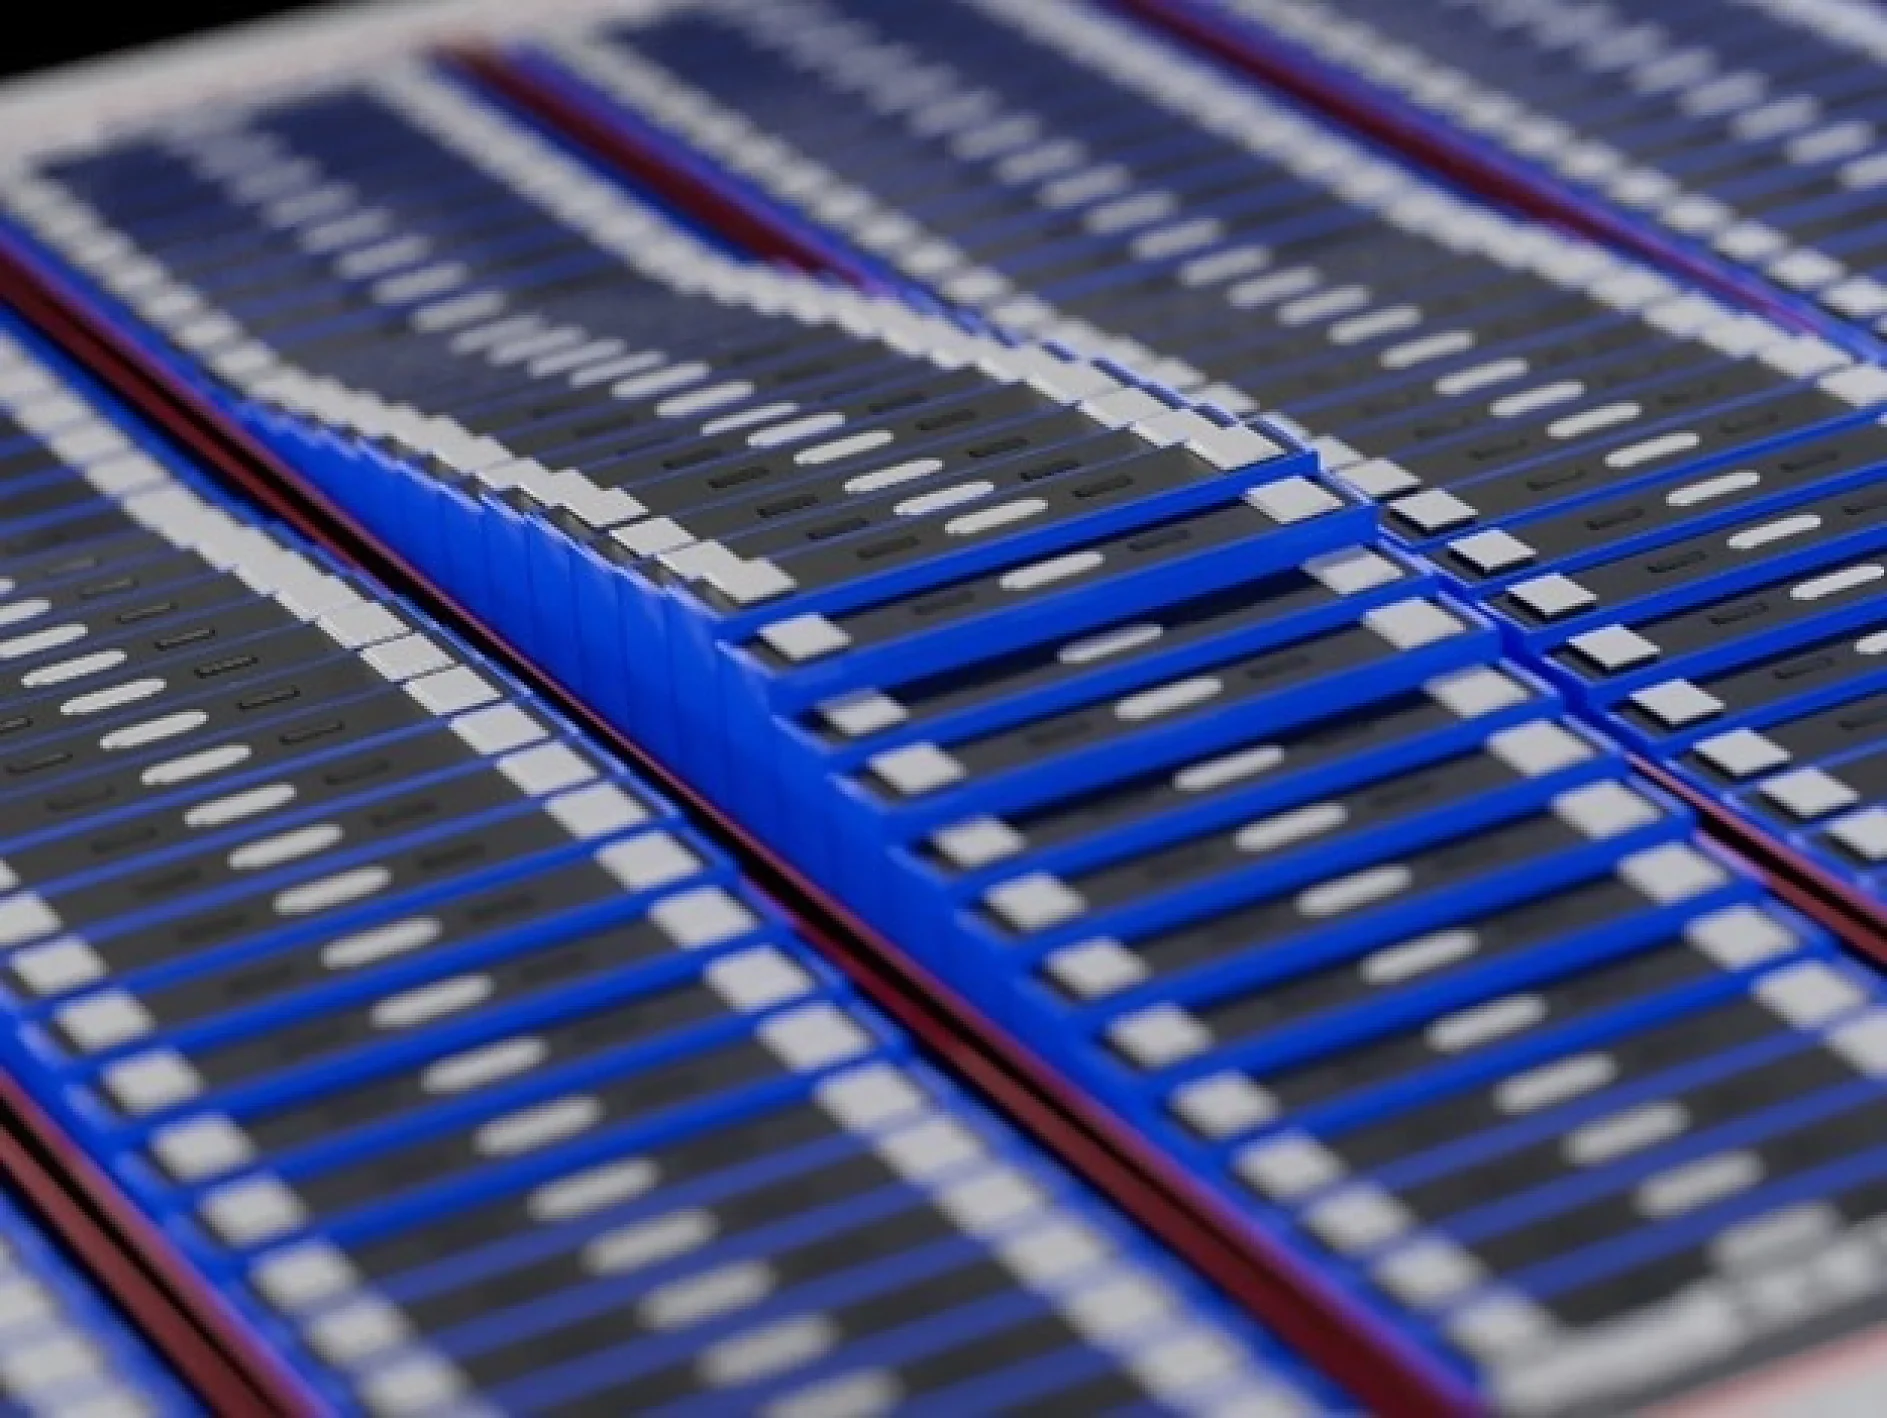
[457,51,858,281]
[0,223,1480,1414]
[1644,760,1887,964]
[0,1075,305,1414]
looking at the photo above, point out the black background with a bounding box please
[3,3,329,80]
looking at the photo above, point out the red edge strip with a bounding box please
[457,52,855,282]
[1642,757,1887,963]
[0,225,1479,1413]
[0,1076,299,1413]
[1109,0,1852,346]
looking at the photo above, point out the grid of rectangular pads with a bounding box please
[1151,0,1887,347]
[0,315,1342,1415]
[4,22,1887,1412]
[503,0,1887,903]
